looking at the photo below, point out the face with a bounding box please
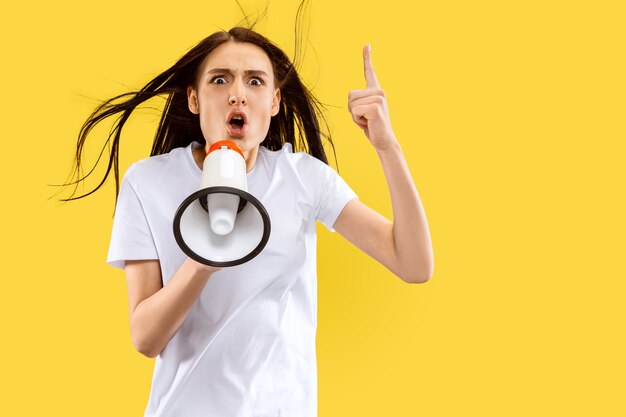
[187,41,281,155]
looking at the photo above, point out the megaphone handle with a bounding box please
[200,193,248,214]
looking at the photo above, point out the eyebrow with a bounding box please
[207,68,269,78]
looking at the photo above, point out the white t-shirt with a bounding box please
[107,141,358,417]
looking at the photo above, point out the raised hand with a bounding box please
[348,44,397,150]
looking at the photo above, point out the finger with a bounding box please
[348,94,386,113]
[348,88,385,111]
[351,112,368,128]
[352,103,378,123]
[348,88,386,103]
[363,44,380,89]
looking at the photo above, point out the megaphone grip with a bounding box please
[200,194,247,213]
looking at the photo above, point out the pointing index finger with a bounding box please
[363,44,380,89]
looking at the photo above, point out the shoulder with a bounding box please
[260,142,329,178]
[123,146,192,188]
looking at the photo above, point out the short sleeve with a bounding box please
[314,161,359,232]
[106,167,159,270]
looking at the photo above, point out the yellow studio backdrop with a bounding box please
[1,0,624,415]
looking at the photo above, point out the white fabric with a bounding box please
[107,141,358,417]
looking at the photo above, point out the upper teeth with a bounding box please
[232,115,243,120]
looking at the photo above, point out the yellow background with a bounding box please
[2,0,624,415]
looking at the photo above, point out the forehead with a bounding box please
[201,41,274,75]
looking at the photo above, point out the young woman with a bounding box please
[66,26,433,417]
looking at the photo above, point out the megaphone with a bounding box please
[173,140,271,267]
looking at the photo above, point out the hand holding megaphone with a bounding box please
[173,141,271,267]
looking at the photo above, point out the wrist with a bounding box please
[374,137,401,155]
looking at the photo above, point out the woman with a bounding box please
[67,26,433,417]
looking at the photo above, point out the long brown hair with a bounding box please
[60,15,335,204]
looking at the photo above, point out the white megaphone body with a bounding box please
[173,140,271,267]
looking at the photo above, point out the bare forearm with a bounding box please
[376,140,434,282]
[131,258,217,357]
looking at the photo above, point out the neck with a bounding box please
[241,146,259,173]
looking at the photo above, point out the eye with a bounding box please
[210,76,227,84]
[249,78,264,86]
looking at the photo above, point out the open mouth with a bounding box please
[227,112,248,137]
[229,115,245,129]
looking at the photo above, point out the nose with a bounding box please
[228,78,247,106]
[228,95,247,106]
